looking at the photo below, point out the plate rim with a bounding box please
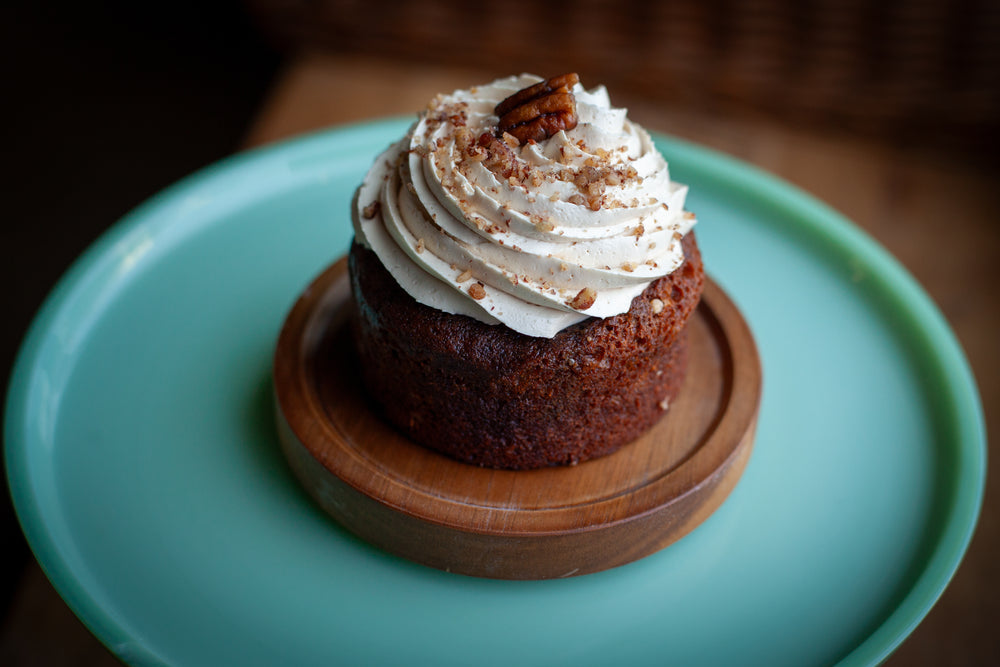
[4,116,987,666]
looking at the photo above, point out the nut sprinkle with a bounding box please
[352,74,699,338]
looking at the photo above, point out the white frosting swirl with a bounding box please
[352,74,697,338]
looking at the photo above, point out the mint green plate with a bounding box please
[5,119,985,666]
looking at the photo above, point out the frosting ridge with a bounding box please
[352,74,697,338]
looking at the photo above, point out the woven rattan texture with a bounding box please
[248,0,999,150]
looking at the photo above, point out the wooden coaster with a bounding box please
[274,258,762,580]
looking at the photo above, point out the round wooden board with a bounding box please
[274,258,762,580]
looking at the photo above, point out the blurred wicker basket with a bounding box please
[247,0,999,150]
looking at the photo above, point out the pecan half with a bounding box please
[495,73,580,144]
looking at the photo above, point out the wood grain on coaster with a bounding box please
[274,258,762,579]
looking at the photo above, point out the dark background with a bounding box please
[3,0,280,620]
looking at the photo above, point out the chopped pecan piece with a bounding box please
[476,131,530,182]
[567,286,596,310]
[468,282,486,300]
[495,73,580,144]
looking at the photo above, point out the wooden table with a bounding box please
[3,52,996,665]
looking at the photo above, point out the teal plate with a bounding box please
[5,119,986,666]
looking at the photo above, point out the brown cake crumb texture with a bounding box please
[348,233,705,469]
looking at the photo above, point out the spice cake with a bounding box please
[348,73,705,469]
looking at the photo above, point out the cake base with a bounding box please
[273,258,762,580]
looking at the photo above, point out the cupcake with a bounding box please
[348,73,704,469]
